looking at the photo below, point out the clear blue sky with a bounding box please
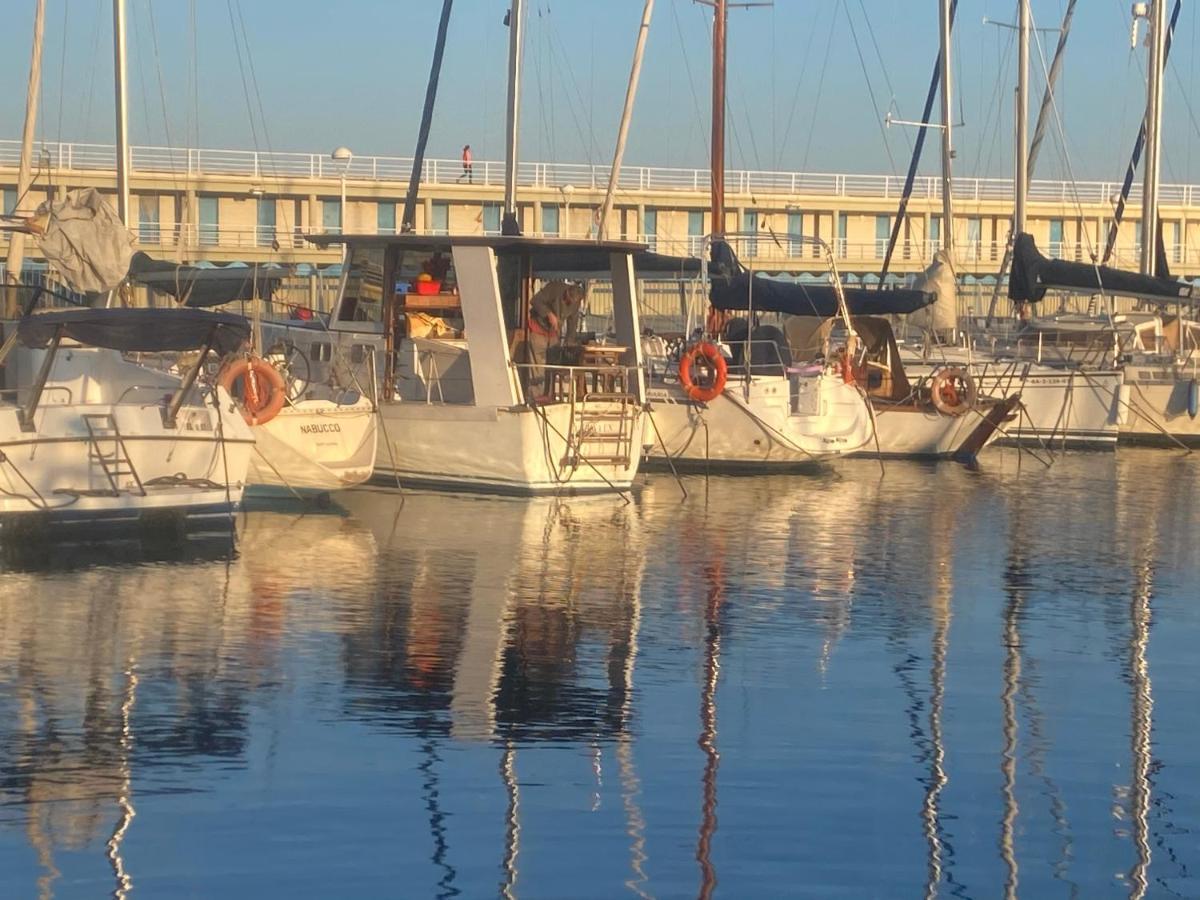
[3,1,1200,184]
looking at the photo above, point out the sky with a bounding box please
[3,0,1200,186]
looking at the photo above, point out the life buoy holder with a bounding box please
[929,366,977,417]
[218,356,288,426]
[678,342,728,403]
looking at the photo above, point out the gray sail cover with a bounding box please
[35,189,134,294]
[907,250,957,334]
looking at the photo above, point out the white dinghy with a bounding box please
[0,306,253,538]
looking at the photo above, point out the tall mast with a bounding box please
[937,0,954,255]
[3,0,46,294]
[597,0,655,241]
[710,0,727,239]
[502,0,524,234]
[113,0,131,226]
[1014,0,1030,235]
[1140,0,1167,275]
[402,0,454,233]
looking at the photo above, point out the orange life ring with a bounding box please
[678,342,728,402]
[218,356,288,425]
[929,366,977,417]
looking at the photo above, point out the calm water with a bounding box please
[1,449,1198,899]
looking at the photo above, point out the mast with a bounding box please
[402,0,454,233]
[501,0,524,235]
[3,0,46,298]
[1140,0,1167,275]
[710,0,727,239]
[937,0,954,256]
[597,0,655,241]
[1014,0,1030,235]
[113,0,131,226]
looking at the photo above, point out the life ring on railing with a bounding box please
[218,356,288,426]
[678,342,728,402]
[930,366,977,417]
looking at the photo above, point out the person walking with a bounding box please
[457,144,473,184]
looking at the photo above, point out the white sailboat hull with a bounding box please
[645,372,873,468]
[374,399,645,494]
[1118,364,1200,446]
[246,399,378,495]
[861,402,1010,458]
[0,400,251,534]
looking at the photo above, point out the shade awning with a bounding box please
[710,274,935,317]
[18,307,250,355]
[128,252,284,308]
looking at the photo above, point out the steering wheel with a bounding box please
[265,340,312,402]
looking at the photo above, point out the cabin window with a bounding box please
[377,202,396,235]
[310,341,332,362]
[199,196,219,245]
[257,199,276,247]
[542,204,560,237]
[323,198,342,234]
[482,202,502,236]
[138,195,160,244]
[431,202,449,235]
[335,246,386,323]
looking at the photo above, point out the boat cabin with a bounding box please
[311,234,647,409]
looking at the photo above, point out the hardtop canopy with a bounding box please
[18,307,250,355]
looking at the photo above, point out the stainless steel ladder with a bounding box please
[82,413,146,497]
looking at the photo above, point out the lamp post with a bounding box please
[331,146,352,234]
[560,183,575,238]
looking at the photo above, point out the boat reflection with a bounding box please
[0,508,376,897]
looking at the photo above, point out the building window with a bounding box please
[322,198,342,234]
[644,207,658,252]
[929,215,941,249]
[1049,218,1064,259]
[787,212,803,256]
[2,188,16,215]
[542,204,560,237]
[687,210,704,254]
[875,215,890,258]
[967,217,982,260]
[377,202,396,235]
[137,195,160,244]
[199,196,219,246]
[431,201,449,235]
[255,199,276,247]
[482,202,501,235]
[743,210,758,256]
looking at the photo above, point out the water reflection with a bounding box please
[0,451,1197,897]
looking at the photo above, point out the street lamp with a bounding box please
[331,146,352,234]
[560,183,575,238]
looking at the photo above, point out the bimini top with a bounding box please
[17,307,250,355]
[128,252,285,308]
[1009,232,1194,304]
[708,240,935,317]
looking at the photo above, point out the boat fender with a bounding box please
[678,341,728,403]
[218,357,288,426]
[930,367,977,417]
[1189,378,1199,419]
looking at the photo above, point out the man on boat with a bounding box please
[527,280,585,384]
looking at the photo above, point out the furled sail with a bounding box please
[1009,232,1192,304]
[907,250,958,334]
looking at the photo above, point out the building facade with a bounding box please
[5,138,1200,279]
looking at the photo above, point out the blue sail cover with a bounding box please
[708,241,935,317]
[1009,232,1193,304]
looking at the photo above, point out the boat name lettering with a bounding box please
[301,423,342,434]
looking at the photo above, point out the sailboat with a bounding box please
[311,0,648,494]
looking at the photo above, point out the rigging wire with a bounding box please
[800,7,839,175]
[775,2,825,170]
[53,0,70,175]
[669,0,707,164]
[856,0,913,159]
[145,0,185,200]
[842,0,902,180]
[80,0,104,138]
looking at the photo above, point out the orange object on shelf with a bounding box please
[414,279,442,295]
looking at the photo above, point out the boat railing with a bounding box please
[514,361,640,406]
